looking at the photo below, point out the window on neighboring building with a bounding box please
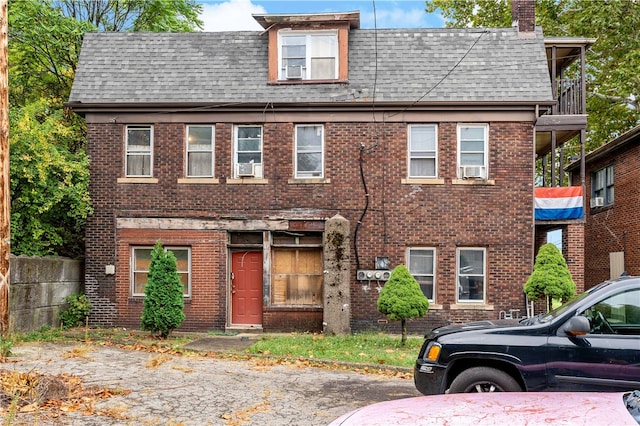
[295,125,324,178]
[234,125,262,178]
[592,164,614,206]
[279,31,338,80]
[458,124,488,179]
[271,232,323,306]
[408,125,438,178]
[131,246,191,297]
[457,248,485,302]
[407,248,436,301]
[186,125,214,177]
[126,125,153,177]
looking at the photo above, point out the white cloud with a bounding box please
[360,7,441,29]
[201,0,266,32]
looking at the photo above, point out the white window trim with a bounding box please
[278,30,339,81]
[186,125,215,178]
[125,125,153,178]
[294,124,324,179]
[457,124,488,179]
[131,246,192,298]
[456,247,486,303]
[407,247,436,302]
[234,125,263,179]
[408,124,438,178]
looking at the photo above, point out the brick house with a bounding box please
[67,2,591,333]
[567,126,640,289]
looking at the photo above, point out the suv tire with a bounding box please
[449,366,522,393]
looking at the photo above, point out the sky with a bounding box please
[198,0,445,31]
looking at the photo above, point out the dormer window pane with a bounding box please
[310,58,335,80]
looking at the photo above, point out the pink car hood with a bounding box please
[330,392,637,426]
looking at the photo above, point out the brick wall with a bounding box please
[85,119,535,332]
[579,142,640,289]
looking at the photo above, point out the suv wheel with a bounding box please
[448,367,522,393]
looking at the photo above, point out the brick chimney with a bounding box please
[511,0,535,33]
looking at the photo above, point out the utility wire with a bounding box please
[387,29,488,118]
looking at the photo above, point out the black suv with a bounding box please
[414,276,640,394]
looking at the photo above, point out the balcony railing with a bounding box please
[541,78,584,117]
[557,78,583,115]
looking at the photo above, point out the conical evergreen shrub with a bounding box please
[524,243,576,312]
[141,241,185,338]
[377,265,429,345]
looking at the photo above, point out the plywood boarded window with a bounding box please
[272,248,323,306]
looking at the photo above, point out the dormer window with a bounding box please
[253,11,358,84]
[279,31,338,81]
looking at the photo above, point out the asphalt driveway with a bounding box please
[3,338,420,425]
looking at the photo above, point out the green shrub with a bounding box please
[524,243,576,311]
[141,241,185,338]
[377,265,429,345]
[59,293,92,329]
[0,335,12,358]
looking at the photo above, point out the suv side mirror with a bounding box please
[564,316,590,336]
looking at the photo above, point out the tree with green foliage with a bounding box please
[9,99,92,258]
[426,0,640,151]
[7,0,203,257]
[524,243,576,312]
[141,242,185,338]
[377,265,429,345]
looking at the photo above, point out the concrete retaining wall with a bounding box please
[9,256,84,333]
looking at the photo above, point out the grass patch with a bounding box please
[248,332,423,368]
[9,327,424,369]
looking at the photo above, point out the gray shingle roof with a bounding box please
[69,27,552,105]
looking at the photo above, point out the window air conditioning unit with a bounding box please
[286,65,303,79]
[357,270,391,281]
[591,197,605,208]
[236,163,255,177]
[461,165,485,179]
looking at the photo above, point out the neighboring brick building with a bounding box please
[568,126,640,289]
[67,3,591,333]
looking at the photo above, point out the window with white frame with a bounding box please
[131,246,191,297]
[457,248,485,302]
[186,125,214,177]
[126,125,153,177]
[408,125,437,178]
[407,248,436,301]
[234,125,262,178]
[295,125,324,178]
[279,31,338,80]
[592,164,614,206]
[458,124,488,179]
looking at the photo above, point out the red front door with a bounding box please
[231,251,263,325]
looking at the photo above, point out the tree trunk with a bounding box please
[401,319,407,346]
[0,0,10,337]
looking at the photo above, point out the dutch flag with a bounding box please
[534,186,584,220]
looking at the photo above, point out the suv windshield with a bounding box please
[537,281,609,323]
